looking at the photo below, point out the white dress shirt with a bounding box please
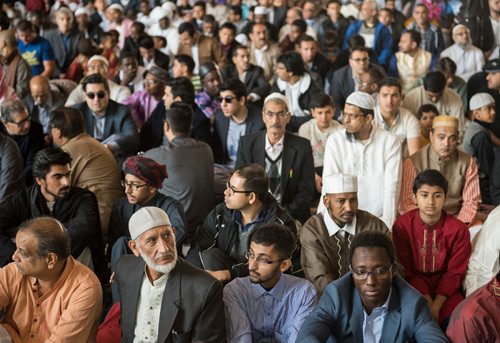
[440,43,485,82]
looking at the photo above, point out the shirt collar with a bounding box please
[251,272,286,301]
[363,287,392,317]
[265,134,284,151]
[415,210,446,231]
[322,209,357,237]
[375,105,400,130]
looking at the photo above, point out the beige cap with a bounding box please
[432,115,459,129]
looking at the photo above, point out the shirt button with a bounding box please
[31,335,34,338]
[36,304,40,307]
[34,319,37,323]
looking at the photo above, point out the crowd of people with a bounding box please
[0,0,499,341]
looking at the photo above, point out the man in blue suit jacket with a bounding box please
[296,231,448,343]
[72,74,138,159]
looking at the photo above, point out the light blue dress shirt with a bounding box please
[362,288,392,343]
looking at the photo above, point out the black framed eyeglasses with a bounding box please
[226,181,253,195]
[245,251,284,265]
[218,96,236,103]
[8,116,31,127]
[121,180,149,191]
[350,264,393,280]
[86,91,107,100]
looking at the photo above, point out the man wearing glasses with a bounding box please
[236,92,315,224]
[223,223,317,342]
[187,163,296,283]
[297,230,448,342]
[72,73,138,159]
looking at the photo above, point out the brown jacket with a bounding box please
[177,35,226,68]
[299,210,389,292]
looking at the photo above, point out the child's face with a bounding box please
[312,106,335,130]
[420,111,436,133]
[412,184,446,220]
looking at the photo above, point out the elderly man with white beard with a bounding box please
[115,207,225,342]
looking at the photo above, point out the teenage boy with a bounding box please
[392,169,471,327]
[298,94,340,193]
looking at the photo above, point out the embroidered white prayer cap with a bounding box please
[263,92,289,111]
[108,3,124,12]
[88,55,109,68]
[254,6,271,16]
[323,174,358,194]
[129,207,171,240]
[345,91,375,111]
[151,6,172,21]
[75,7,91,16]
[469,93,495,111]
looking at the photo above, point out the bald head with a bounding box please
[30,75,51,106]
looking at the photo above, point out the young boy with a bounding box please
[298,94,341,193]
[416,104,439,147]
[392,169,471,328]
[462,93,496,205]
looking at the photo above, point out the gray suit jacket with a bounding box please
[116,256,225,343]
[72,100,139,158]
[296,273,448,343]
[43,29,81,75]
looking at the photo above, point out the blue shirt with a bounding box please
[362,288,391,343]
[223,273,317,343]
[17,36,55,76]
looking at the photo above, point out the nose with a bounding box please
[12,249,19,262]
[365,272,377,285]
[156,237,170,253]
[61,176,70,186]
[344,200,352,212]
[248,257,259,270]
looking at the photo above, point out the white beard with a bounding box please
[139,246,178,275]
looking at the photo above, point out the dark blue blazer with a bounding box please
[296,273,448,343]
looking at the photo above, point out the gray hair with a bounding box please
[56,7,74,24]
[0,99,28,122]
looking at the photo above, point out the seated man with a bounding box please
[0,29,31,99]
[398,115,481,225]
[447,271,500,341]
[301,174,389,292]
[195,62,222,125]
[224,223,317,342]
[296,230,448,342]
[214,78,265,167]
[0,148,104,279]
[171,54,201,92]
[72,74,139,159]
[144,103,214,241]
[221,45,270,105]
[298,94,341,193]
[16,19,55,78]
[403,71,464,139]
[271,51,323,132]
[112,51,146,94]
[65,55,131,106]
[462,93,496,205]
[116,207,225,342]
[121,66,168,129]
[0,217,102,342]
[236,93,315,223]
[189,164,296,282]
[0,99,44,185]
[393,169,471,326]
[137,35,170,71]
[50,107,123,235]
[464,205,500,296]
[22,75,65,137]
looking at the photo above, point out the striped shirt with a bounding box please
[223,273,317,343]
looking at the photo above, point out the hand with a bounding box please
[315,173,322,193]
[121,70,136,85]
[109,272,116,284]
[206,270,231,282]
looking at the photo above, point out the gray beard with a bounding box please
[139,247,178,275]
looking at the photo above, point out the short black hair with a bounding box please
[16,19,33,32]
[277,51,305,76]
[349,231,395,265]
[403,29,421,47]
[131,21,145,33]
[323,29,340,48]
[82,73,109,92]
[366,67,385,86]
[412,169,448,195]
[119,50,138,61]
[248,223,296,260]
[50,108,85,139]
[18,217,71,260]
[178,21,197,37]
[165,101,193,134]
[416,103,439,120]
[291,19,307,33]
[233,163,269,202]
[231,44,248,58]
[165,77,195,105]
[32,147,72,180]
[437,57,457,75]
[379,77,402,94]
[297,34,316,47]
[350,45,370,57]
[348,35,366,49]
[138,35,154,49]
[219,78,247,100]
[310,93,336,109]
[423,71,446,93]
[229,5,242,17]
[193,0,206,11]
[174,54,195,73]
[220,22,236,34]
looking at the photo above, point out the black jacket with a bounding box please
[0,186,105,280]
[194,194,296,278]
[220,64,271,102]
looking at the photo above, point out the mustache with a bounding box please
[60,186,70,192]
[269,124,283,129]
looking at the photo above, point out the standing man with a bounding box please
[224,223,317,342]
[116,207,225,342]
[301,174,389,292]
[0,217,102,342]
[398,116,481,225]
[236,93,315,223]
[296,231,448,342]
[405,4,444,58]
[321,91,402,228]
